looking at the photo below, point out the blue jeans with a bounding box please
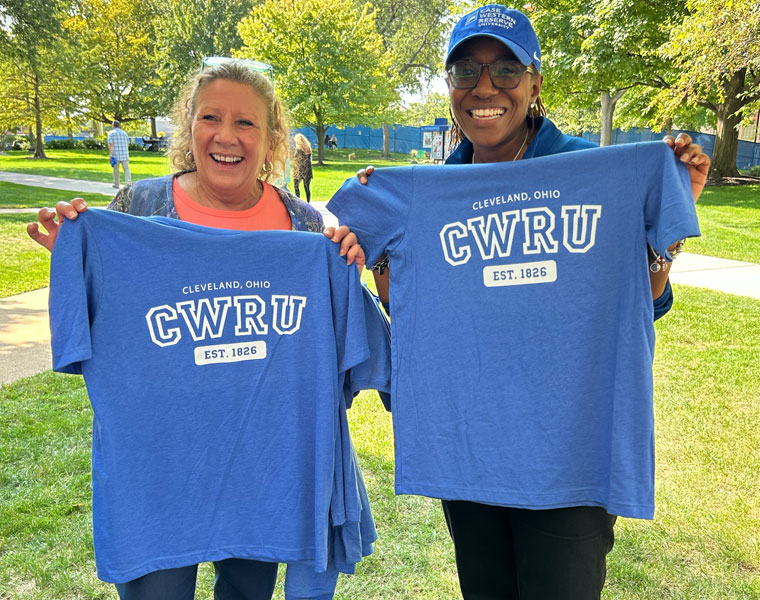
[115,558,277,600]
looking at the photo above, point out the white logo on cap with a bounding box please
[534,51,540,61]
[466,14,477,25]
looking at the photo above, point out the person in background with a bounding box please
[329,134,338,150]
[28,60,363,600]
[107,120,131,189]
[337,5,710,599]
[292,133,314,203]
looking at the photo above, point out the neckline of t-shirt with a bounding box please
[172,178,275,218]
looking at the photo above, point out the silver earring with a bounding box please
[530,102,536,109]
[263,161,273,174]
[185,149,193,160]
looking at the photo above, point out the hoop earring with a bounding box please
[185,149,193,160]
[263,161,273,174]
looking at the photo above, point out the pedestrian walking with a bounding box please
[107,120,131,188]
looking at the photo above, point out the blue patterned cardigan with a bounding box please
[108,172,325,232]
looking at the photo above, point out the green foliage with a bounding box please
[371,0,452,94]
[399,92,450,127]
[147,0,256,116]
[63,0,161,123]
[653,0,760,178]
[237,0,398,162]
[81,138,106,150]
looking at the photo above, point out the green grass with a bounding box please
[0,182,111,209]
[689,185,760,263]
[0,149,173,183]
[1,285,757,599]
[0,214,51,297]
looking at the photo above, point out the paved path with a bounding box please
[0,171,115,195]
[1,170,758,387]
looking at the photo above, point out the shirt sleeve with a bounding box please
[326,166,415,266]
[638,142,701,258]
[49,213,101,374]
[344,284,392,411]
[326,239,370,375]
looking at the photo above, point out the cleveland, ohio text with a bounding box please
[440,204,602,266]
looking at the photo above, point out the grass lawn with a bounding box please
[1,285,757,599]
[0,182,112,209]
[0,214,52,297]
[0,149,173,183]
[689,184,760,263]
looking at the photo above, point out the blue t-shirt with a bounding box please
[327,142,700,519]
[49,209,384,585]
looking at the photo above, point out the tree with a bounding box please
[237,0,397,165]
[148,0,256,122]
[655,0,760,179]
[531,0,683,147]
[64,0,161,125]
[399,92,450,127]
[370,0,452,157]
[0,0,68,158]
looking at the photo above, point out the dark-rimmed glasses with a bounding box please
[446,59,537,90]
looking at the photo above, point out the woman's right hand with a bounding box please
[27,198,88,252]
[356,165,374,185]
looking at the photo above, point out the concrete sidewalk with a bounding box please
[0,170,115,195]
[0,170,338,227]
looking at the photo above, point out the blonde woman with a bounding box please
[292,133,313,203]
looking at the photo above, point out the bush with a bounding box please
[45,139,84,150]
[82,137,106,150]
[128,142,144,152]
[742,164,760,177]
[3,134,29,151]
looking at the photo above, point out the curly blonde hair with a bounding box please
[167,61,289,184]
[293,133,312,155]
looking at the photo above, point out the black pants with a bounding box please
[115,558,277,600]
[294,179,311,202]
[442,501,616,600]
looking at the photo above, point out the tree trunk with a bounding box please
[709,69,745,180]
[316,123,326,166]
[32,74,47,159]
[382,124,391,159]
[150,117,157,138]
[599,90,625,147]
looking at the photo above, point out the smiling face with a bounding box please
[448,36,543,163]
[190,79,272,203]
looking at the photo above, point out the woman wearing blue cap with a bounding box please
[341,4,711,599]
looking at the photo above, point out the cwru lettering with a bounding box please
[146,294,307,347]
[440,205,602,266]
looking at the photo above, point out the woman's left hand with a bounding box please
[324,225,366,270]
[663,133,711,203]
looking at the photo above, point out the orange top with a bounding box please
[172,178,292,230]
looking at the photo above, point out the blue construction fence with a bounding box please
[292,125,760,169]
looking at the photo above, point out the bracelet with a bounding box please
[368,255,389,274]
[649,240,685,273]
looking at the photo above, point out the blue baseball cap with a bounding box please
[446,5,541,73]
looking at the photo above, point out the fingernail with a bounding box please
[81,201,87,208]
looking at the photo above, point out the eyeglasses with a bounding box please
[201,56,274,83]
[446,59,537,90]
